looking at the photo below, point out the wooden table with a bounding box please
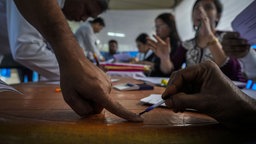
[0,78,254,143]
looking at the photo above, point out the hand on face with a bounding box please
[147,35,171,58]
[222,32,250,58]
[60,52,143,122]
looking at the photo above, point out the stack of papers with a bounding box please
[101,62,150,72]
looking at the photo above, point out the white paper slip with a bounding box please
[140,94,166,107]
[231,1,256,44]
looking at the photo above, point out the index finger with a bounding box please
[100,93,144,122]
[153,34,166,44]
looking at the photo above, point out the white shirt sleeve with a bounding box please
[6,1,60,81]
[239,48,256,79]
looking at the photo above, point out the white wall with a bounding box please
[70,0,254,52]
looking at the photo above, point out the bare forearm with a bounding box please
[208,38,227,66]
[13,0,85,67]
[160,56,174,74]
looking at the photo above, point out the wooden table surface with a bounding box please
[0,78,255,144]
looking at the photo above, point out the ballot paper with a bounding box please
[140,94,166,106]
[141,89,256,107]
[231,1,256,44]
[0,79,22,94]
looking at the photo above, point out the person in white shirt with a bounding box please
[6,0,143,122]
[0,0,66,81]
[75,17,105,61]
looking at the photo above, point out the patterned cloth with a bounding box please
[183,31,246,82]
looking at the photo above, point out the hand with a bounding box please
[196,6,215,48]
[60,53,143,122]
[147,35,171,59]
[222,32,250,58]
[162,61,256,129]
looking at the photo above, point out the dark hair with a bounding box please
[155,13,181,52]
[192,0,223,26]
[98,0,109,12]
[136,33,148,44]
[108,39,118,45]
[90,17,105,27]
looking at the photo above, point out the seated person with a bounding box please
[129,33,155,75]
[147,13,187,77]
[103,39,119,62]
[182,0,245,82]
[148,0,245,82]
[135,33,154,62]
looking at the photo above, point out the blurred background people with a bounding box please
[182,0,245,82]
[147,13,187,77]
[135,33,154,62]
[103,39,119,62]
[75,17,105,62]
